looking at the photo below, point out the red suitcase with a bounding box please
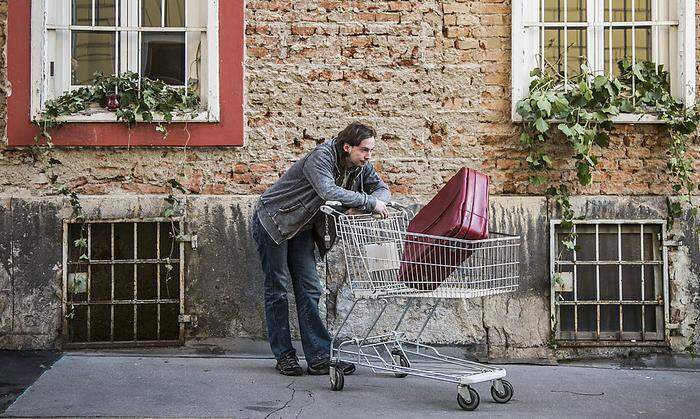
[398,167,489,291]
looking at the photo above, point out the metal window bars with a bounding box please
[63,219,185,348]
[527,0,677,99]
[550,220,668,346]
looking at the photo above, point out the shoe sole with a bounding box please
[307,365,356,376]
[276,366,303,376]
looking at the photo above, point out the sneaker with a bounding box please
[307,358,356,376]
[275,352,303,376]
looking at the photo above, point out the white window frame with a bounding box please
[512,0,696,123]
[550,219,670,345]
[30,0,220,123]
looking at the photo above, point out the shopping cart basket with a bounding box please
[321,202,521,411]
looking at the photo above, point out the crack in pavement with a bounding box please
[295,389,315,418]
[264,382,296,419]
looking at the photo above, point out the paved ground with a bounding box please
[3,351,699,418]
[0,351,61,414]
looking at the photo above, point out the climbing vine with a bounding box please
[31,71,202,282]
[516,59,699,255]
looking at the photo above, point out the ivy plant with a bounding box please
[517,59,698,247]
[32,71,202,280]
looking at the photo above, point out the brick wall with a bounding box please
[0,0,697,198]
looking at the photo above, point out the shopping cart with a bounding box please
[320,202,521,411]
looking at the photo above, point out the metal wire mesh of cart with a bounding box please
[334,209,521,299]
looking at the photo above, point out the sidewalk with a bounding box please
[2,343,699,418]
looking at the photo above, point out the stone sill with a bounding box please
[45,109,218,124]
[512,113,665,124]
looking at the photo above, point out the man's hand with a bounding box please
[373,200,389,218]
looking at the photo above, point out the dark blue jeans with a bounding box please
[251,213,331,363]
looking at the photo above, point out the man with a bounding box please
[251,122,391,376]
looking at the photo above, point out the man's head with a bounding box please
[335,122,376,168]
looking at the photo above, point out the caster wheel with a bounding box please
[391,350,410,378]
[330,366,344,391]
[490,379,513,403]
[457,387,479,411]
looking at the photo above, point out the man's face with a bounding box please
[343,137,375,168]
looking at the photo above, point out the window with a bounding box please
[511,0,696,121]
[32,0,219,122]
[550,220,669,345]
[63,219,185,347]
[8,0,243,146]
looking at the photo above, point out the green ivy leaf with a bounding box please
[594,132,609,147]
[535,117,549,133]
[557,124,573,137]
[562,240,576,251]
[593,75,608,90]
[519,132,532,145]
[537,99,552,116]
[529,175,547,187]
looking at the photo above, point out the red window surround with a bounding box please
[7,1,244,147]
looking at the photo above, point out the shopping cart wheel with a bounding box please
[391,350,410,378]
[330,366,345,391]
[457,387,479,411]
[490,379,513,403]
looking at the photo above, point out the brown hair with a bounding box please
[335,122,376,157]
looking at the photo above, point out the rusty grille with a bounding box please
[63,218,185,348]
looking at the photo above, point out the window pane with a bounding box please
[621,265,642,300]
[576,232,596,261]
[142,0,162,27]
[621,226,641,261]
[114,304,134,341]
[90,265,111,302]
[71,31,116,85]
[141,33,186,85]
[560,305,575,331]
[544,29,587,78]
[604,28,652,76]
[543,0,586,23]
[95,0,117,26]
[578,305,596,332]
[137,264,158,300]
[160,304,180,340]
[90,304,111,342]
[72,0,92,25]
[598,230,618,261]
[600,305,620,332]
[605,0,652,22]
[557,232,574,261]
[137,223,158,260]
[622,305,642,332]
[166,0,185,27]
[72,0,117,26]
[644,306,658,332]
[576,265,597,301]
[90,223,111,260]
[137,304,158,340]
[599,265,619,300]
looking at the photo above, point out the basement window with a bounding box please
[63,219,184,347]
[550,220,669,345]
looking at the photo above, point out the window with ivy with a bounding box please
[511,0,696,119]
[31,0,220,121]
